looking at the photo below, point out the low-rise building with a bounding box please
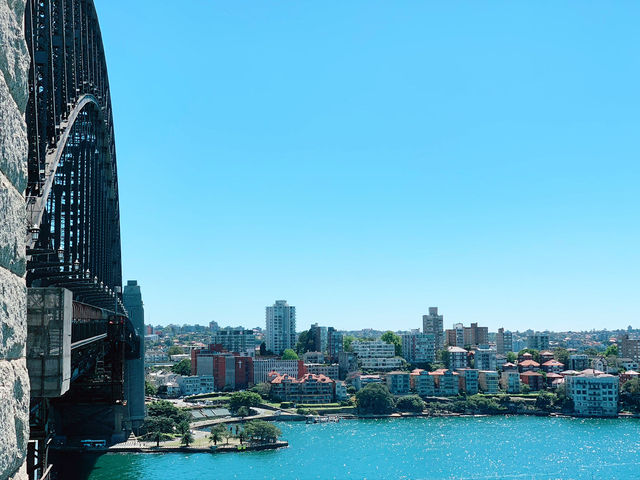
[193,351,254,390]
[253,358,306,383]
[145,351,169,364]
[353,374,383,391]
[303,351,325,364]
[520,371,544,391]
[457,369,479,395]
[474,345,497,371]
[269,373,335,404]
[447,346,468,369]
[415,370,435,397]
[358,357,404,371]
[569,354,590,371]
[542,360,565,373]
[619,359,639,371]
[539,351,554,363]
[335,381,348,401]
[431,369,459,396]
[500,371,521,393]
[338,352,358,380]
[166,382,180,397]
[518,359,540,372]
[478,370,499,394]
[352,340,395,359]
[566,370,619,417]
[176,375,215,396]
[305,363,339,379]
[386,371,411,395]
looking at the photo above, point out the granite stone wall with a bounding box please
[0,0,30,479]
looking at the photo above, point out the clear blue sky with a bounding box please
[96,1,640,332]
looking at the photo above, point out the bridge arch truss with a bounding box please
[25,0,123,312]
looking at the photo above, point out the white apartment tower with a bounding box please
[266,300,297,354]
[423,307,444,351]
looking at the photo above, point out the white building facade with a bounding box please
[266,300,296,354]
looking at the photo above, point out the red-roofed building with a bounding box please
[430,369,459,396]
[520,371,544,391]
[545,372,563,388]
[518,359,540,372]
[269,373,335,404]
[541,360,565,374]
[620,370,640,384]
[501,362,518,372]
[539,351,554,363]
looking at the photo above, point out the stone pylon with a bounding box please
[0,0,31,479]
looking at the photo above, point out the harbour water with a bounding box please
[58,416,640,479]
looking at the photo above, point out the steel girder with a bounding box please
[24,0,123,309]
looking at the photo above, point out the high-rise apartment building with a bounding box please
[620,335,640,362]
[445,322,488,348]
[496,328,513,355]
[211,328,256,357]
[422,307,444,351]
[401,333,436,364]
[327,327,344,362]
[446,323,465,348]
[527,332,550,351]
[310,323,329,352]
[266,300,296,354]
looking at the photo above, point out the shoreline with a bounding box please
[52,441,289,455]
[55,413,640,457]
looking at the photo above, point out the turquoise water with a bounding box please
[62,416,640,479]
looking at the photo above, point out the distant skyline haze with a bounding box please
[95,1,640,332]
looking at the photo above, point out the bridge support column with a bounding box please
[0,0,30,479]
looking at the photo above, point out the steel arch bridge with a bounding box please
[25,0,124,313]
[23,2,140,479]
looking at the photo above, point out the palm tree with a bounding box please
[180,431,194,447]
[209,425,225,445]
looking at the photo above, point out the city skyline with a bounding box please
[96,1,639,332]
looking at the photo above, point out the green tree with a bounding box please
[535,392,556,411]
[395,395,425,413]
[604,344,619,358]
[506,352,517,363]
[282,348,299,360]
[147,400,192,425]
[171,358,192,376]
[356,383,395,414]
[145,380,158,396]
[622,378,640,395]
[236,406,251,417]
[209,425,226,445]
[222,427,234,445]
[439,349,451,369]
[250,382,271,399]
[243,420,282,443]
[518,349,540,363]
[295,330,316,354]
[228,391,262,413]
[167,345,184,356]
[583,347,600,357]
[180,431,194,447]
[343,335,356,352]
[553,348,570,366]
[381,331,402,356]
[140,412,176,447]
